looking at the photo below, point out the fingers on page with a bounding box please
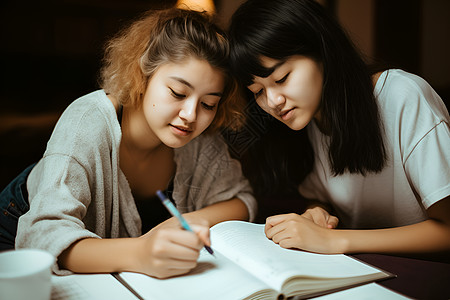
[327,216,339,229]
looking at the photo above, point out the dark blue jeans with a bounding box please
[0,163,36,251]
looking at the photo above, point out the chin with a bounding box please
[163,133,198,148]
[163,139,190,149]
[286,120,309,131]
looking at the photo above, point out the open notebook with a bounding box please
[115,221,393,300]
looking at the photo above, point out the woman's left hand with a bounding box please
[265,213,344,254]
[302,206,339,229]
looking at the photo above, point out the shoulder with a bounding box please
[375,70,449,163]
[381,69,431,88]
[375,69,449,121]
[60,90,116,124]
[47,90,121,154]
[57,91,118,134]
[376,69,431,97]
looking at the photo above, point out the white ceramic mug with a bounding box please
[0,248,55,300]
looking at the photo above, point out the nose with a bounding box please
[266,88,286,109]
[179,98,197,123]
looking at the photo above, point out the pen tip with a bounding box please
[205,245,215,256]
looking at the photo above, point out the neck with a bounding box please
[121,106,164,155]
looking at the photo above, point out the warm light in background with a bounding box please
[176,0,216,14]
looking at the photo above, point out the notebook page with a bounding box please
[210,221,383,291]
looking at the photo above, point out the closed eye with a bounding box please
[169,87,186,99]
[201,102,216,111]
[275,73,289,84]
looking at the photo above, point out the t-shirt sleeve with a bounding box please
[404,120,450,208]
[391,71,450,209]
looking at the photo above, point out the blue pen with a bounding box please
[156,190,214,256]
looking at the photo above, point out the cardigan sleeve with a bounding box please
[15,92,123,275]
[17,155,101,275]
[173,133,258,222]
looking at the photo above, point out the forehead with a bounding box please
[250,56,286,82]
[259,56,283,69]
[173,58,224,89]
[157,58,224,80]
[247,56,284,87]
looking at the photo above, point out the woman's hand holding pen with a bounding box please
[154,214,212,249]
[58,219,211,279]
[265,212,346,254]
[135,222,210,279]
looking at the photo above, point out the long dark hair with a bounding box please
[229,0,386,194]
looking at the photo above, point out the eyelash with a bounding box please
[276,73,289,84]
[170,87,216,111]
[202,103,216,111]
[253,72,290,99]
[169,88,185,99]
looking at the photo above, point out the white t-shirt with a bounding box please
[298,69,450,229]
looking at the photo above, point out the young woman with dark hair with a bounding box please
[229,0,450,257]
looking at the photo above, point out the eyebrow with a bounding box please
[169,76,223,97]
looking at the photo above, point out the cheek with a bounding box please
[144,94,176,117]
[142,97,157,118]
[198,111,217,129]
[290,83,321,108]
[306,86,322,112]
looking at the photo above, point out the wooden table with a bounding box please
[352,253,450,299]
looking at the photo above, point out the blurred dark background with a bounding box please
[1,0,449,222]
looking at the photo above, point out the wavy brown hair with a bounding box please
[100,8,244,131]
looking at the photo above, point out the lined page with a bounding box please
[119,249,276,300]
[51,274,138,300]
[210,221,383,291]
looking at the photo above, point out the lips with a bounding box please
[170,124,193,136]
[279,107,295,120]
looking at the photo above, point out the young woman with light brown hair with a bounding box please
[0,7,256,279]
